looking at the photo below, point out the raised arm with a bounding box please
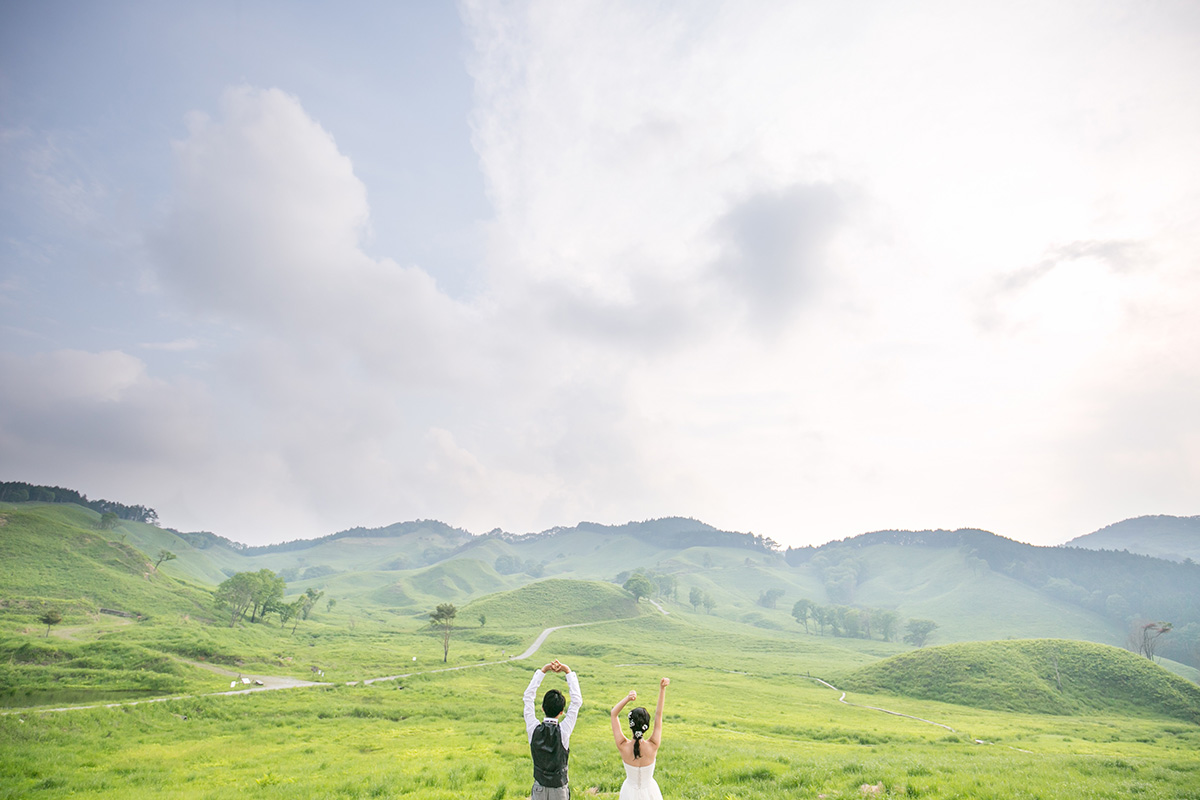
[648,678,669,746]
[610,690,637,745]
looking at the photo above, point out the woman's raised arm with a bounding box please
[648,678,669,746]
[610,690,636,746]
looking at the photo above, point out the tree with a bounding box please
[792,599,812,634]
[99,511,118,530]
[623,574,656,603]
[811,605,828,635]
[280,598,301,632]
[478,613,487,628]
[1134,620,1173,661]
[758,588,784,609]
[39,609,62,637]
[430,603,458,663]
[300,587,324,620]
[875,610,899,642]
[153,549,176,572]
[827,606,843,637]
[285,597,309,633]
[247,569,286,623]
[689,586,703,611]
[843,608,861,638]
[904,619,938,647]
[701,591,715,614]
[215,573,256,626]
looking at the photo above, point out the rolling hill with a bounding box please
[4,493,1199,676]
[0,504,216,624]
[462,578,646,629]
[838,638,1200,723]
[1066,514,1200,563]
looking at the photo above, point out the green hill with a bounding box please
[0,504,215,626]
[839,639,1200,723]
[1066,514,1200,563]
[0,504,222,707]
[5,493,1199,674]
[462,578,646,628]
[405,558,508,600]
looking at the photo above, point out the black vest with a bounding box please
[530,720,569,788]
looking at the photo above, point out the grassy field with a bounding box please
[2,503,1198,797]
[3,601,1199,799]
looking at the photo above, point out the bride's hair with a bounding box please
[628,707,651,758]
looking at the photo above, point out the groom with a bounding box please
[523,659,582,799]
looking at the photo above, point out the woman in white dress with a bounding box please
[610,677,670,800]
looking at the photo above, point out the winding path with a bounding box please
[4,619,614,715]
[8,613,981,748]
[804,676,957,733]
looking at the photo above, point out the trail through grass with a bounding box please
[3,580,1199,798]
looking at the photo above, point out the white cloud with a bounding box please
[456,0,1200,545]
[5,3,1198,547]
[0,349,211,485]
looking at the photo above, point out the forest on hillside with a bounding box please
[787,529,1200,668]
[0,481,157,523]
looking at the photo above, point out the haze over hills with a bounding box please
[1066,515,1200,563]
[3,488,1199,677]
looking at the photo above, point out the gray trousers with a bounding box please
[531,781,569,800]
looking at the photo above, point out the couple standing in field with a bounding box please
[523,659,671,799]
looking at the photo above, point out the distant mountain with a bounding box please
[1065,515,1200,563]
[788,527,1200,671]
[4,492,1200,676]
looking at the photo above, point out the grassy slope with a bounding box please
[2,608,1199,799]
[852,545,1123,645]
[463,579,646,629]
[0,505,228,705]
[839,638,1200,723]
[3,503,1186,677]
[0,505,214,624]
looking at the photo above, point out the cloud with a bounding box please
[151,85,482,386]
[0,349,211,479]
[995,240,1149,296]
[6,4,1198,548]
[456,0,1200,547]
[138,338,201,352]
[711,183,849,331]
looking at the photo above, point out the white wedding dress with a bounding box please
[619,761,662,800]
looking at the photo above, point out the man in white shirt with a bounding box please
[523,659,582,799]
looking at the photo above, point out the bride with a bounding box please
[610,677,670,800]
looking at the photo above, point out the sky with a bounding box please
[2,1,1197,548]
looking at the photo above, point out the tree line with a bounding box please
[789,597,937,646]
[786,528,1200,668]
[1,481,158,523]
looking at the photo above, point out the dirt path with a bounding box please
[803,676,1032,751]
[174,657,329,692]
[4,618,609,714]
[8,614,986,748]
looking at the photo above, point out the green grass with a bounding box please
[0,506,216,629]
[462,579,646,630]
[3,505,1200,798]
[1,614,1198,799]
[839,639,1200,723]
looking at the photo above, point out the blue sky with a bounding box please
[2,1,1198,546]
